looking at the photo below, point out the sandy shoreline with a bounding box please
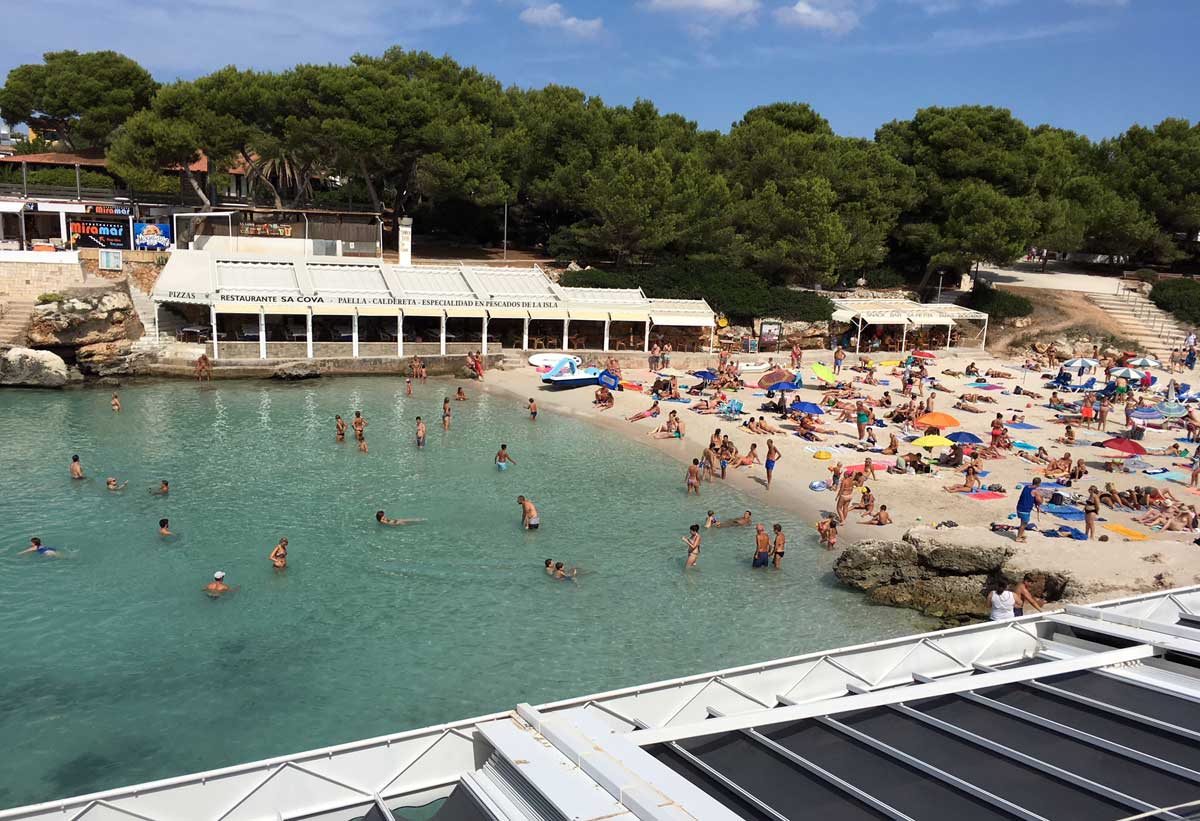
[479,349,1200,601]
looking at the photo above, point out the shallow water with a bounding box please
[0,378,930,808]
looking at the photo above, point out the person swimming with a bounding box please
[106,477,128,491]
[150,480,169,496]
[203,571,239,598]
[455,386,467,401]
[159,518,174,537]
[70,454,84,480]
[495,444,516,471]
[713,510,752,528]
[553,561,577,579]
[375,510,427,525]
[19,537,57,557]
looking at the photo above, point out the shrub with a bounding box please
[1134,268,1159,284]
[858,269,909,290]
[36,292,65,304]
[966,281,1033,319]
[1150,278,1200,326]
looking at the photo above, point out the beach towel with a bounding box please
[1017,481,1068,490]
[979,385,1005,390]
[664,398,692,403]
[1044,504,1086,521]
[966,491,1007,500]
[1185,488,1200,496]
[1103,524,1149,541]
[1007,422,1042,430]
[1156,471,1188,483]
[1013,442,1039,451]
[1143,468,1168,475]
[1044,525,1088,540]
[844,461,894,473]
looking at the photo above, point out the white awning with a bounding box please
[650,314,715,327]
[446,307,488,318]
[0,201,25,213]
[487,308,529,319]
[355,305,404,317]
[567,308,613,322]
[397,305,445,317]
[531,309,570,320]
[608,310,649,322]
[909,316,956,326]
[214,303,264,315]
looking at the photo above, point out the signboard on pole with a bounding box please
[759,320,783,351]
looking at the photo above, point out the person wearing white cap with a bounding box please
[203,571,237,598]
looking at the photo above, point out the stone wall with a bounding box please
[0,260,87,301]
[78,248,166,294]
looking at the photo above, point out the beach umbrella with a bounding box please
[911,434,954,448]
[1127,356,1160,368]
[1098,437,1147,455]
[1130,407,1164,421]
[791,401,825,415]
[912,350,936,359]
[757,368,796,389]
[691,369,718,381]
[811,362,836,383]
[1156,401,1188,418]
[915,412,960,429]
[1063,358,1098,368]
[1110,367,1144,380]
[772,380,803,392]
[946,431,983,444]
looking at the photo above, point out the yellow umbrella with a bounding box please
[811,362,836,383]
[911,435,954,448]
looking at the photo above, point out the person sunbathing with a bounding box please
[1021,446,1051,465]
[1152,442,1188,457]
[939,444,965,468]
[756,416,783,434]
[960,393,997,404]
[954,399,983,413]
[929,380,953,393]
[1043,453,1074,478]
[942,369,964,378]
[1009,413,1026,423]
[986,369,1013,379]
[1068,458,1088,481]
[691,397,722,414]
[881,432,900,455]
[1057,425,1076,445]
[850,487,876,515]
[976,444,1008,459]
[626,401,661,422]
[944,466,983,493]
[594,386,614,410]
[1099,483,1122,509]
[1102,457,1134,472]
[862,505,892,525]
[1013,386,1043,400]
[965,362,981,377]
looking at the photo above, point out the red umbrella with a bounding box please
[1098,437,1146,456]
[912,350,936,359]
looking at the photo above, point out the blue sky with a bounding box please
[0,0,1192,139]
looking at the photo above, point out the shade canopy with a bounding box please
[811,363,836,383]
[757,368,796,389]
[912,435,954,448]
[1110,367,1144,380]
[1099,437,1147,455]
[915,412,960,428]
[1063,358,1098,368]
[946,431,983,444]
[1156,401,1188,418]
[791,401,824,415]
[1127,357,1160,367]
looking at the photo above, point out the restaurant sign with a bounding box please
[69,219,130,249]
[87,204,133,216]
[162,291,562,311]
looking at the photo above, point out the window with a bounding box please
[98,249,123,271]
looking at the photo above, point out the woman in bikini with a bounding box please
[269,538,288,570]
[682,524,701,567]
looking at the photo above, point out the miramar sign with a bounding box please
[164,291,561,311]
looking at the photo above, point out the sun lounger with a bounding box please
[1061,377,1098,393]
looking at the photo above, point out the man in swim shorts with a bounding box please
[496,444,516,470]
[764,439,780,490]
[518,495,540,529]
[19,537,57,557]
[771,523,785,569]
[752,525,771,568]
[415,417,426,448]
[1015,477,1042,543]
[527,398,538,421]
[70,454,84,479]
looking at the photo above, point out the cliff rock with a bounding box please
[272,361,322,380]
[27,283,143,348]
[0,346,69,388]
[76,340,146,377]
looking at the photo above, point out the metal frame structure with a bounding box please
[831,298,990,354]
[6,585,1200,820]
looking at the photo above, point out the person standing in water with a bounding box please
[764,439,781,490]
[415,417,426,448]
[495,444,516,470]
[335,415,347,442]
[111,392,121,413]
[352,411,367,443]
[70,454,85,480]
[682,524,701,567]
[752,525,771,568]
[203,571,238,598]
[527,398,538,421]
[405,377,413,397]
[269,538,288,570]
[158,518,174,537]
[442,397,452,431]
[686,458,701,495]
[771,523,785,569]
[517,495,540,529]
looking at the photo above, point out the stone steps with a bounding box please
[0,299,37,344]
[1086,292,1191,357]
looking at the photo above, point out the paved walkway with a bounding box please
[974,263,1126,295]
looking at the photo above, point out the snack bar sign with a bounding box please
[163,292,561,310]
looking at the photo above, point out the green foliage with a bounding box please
[0,166,115,189]
[36,293,64,304]
[0,50,156,148]
[966,281,1033,318]
[1134,268,1159,283]
[1150,279,1200,325]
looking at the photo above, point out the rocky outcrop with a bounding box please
[27,283,143,348]
[0,346,69,388]
[271,361,322,380]
[835,527,1068,621]
[75,340,146,377]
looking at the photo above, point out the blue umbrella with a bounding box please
[1157,401,1188,418]
[692,370,718,381]
[1130,407,1163,421]
[946,431,983,444]
[772,380,803,391]
[791,401,825,415]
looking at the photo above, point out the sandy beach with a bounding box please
[481,349,1200,600]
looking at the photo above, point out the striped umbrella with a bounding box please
[1130,407,1163,421]
[1127,356,1160,368]
[1110,367,1144,380]
[757,368,796,389]
[1156,401,1188,418]
[1063,358,1098,368]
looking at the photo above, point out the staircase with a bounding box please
[126,277,188,357]
[0,299,36,345]
[1087,289,1192,357]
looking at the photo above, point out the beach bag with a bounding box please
[987,483,1005,493]
[1050,492,1065,506]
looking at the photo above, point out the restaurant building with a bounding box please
[151,249,715,360]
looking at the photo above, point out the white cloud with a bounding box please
[645,0,761,15]
[519,3,604,37]
[773,0,867,33]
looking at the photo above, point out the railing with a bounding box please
[0,181,379,213]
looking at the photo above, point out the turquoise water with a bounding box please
[0,378,930,809]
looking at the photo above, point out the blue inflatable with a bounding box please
[598,370,620,390]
